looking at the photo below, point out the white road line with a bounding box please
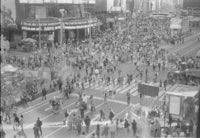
[119,83,137,94]
[5,102,76,138]
[43,102,105,138]
[19,91,60,115]
[24,102,76,129]
[132,91,138,96]
[86,105,131,138]
[18,92,61,115]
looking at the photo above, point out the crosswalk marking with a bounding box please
[119,83,137,94]
[74,79,166,99]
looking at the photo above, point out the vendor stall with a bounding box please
[166,90,199,122]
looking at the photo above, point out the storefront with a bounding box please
[63,17,101,42]
[21,18,61,43]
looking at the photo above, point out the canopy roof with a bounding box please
[166,91,198,98]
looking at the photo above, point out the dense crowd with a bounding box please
[1,12,199,138]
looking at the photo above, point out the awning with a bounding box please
[21,18,60,31]
[63,18,101,29]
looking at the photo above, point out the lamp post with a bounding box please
[60,18,63,45]
[59,9,65,45]
[89,13,92,45]
[38,19,41,49]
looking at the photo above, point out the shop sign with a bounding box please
[22,21,60,27]
[22,25,60,31]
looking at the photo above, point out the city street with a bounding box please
[1,0,200,138]
[3,30,199,137]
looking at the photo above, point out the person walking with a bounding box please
[109,109,115,122]
[80,102,86,119]
[145,68,148,83]
[189,120,194,137]
[77,116,83,135]
[164,80,167,90]
[42,87,47,101]
[84,115,91,133]
[109,121,116,138]
[19,114,24,131]
[13,113,20,131]
[158,62,161,72]
[131,119,137,137]
[124,119,130,134]
[95,124,100,138]
[33,124,40,138]
[99,110,105,121]
[64,109,69,125]
[103,91,107,104]
[36,117,43,137]
[126,91,131,105]
[102,123,109,138]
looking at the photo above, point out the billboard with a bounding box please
[138,83,159,97]
[107,0,126,12]
[169,95,181,115]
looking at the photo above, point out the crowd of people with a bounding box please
[1,11,199,138]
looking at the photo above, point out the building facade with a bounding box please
[14,0,101,43]
[95,0,127,30]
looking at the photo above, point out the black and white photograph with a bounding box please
[1,0,200,138]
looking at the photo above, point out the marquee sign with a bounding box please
[63,18,101,29]
[21,18,101,31]
[21,18,61,31]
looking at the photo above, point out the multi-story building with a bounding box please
[14,0,101,43]
[95,0,127,30]
[1,0,19,42]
